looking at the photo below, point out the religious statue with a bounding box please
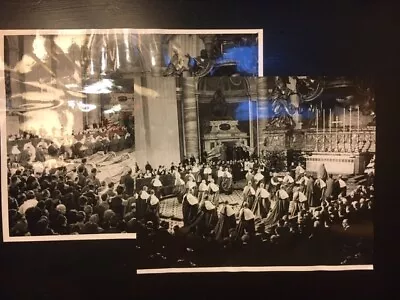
[267,77,297,129]
[210,89,228,119]
[163,49,188,77]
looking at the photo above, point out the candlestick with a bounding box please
[349,107,352,133]
[316,109,319,133]
[329,109,332,133]
[343,107,346,131]
[357,106,360,133]
[323,109,325,133]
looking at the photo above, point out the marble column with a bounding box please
[175,77,185,160]
[257,76,269,153]
[149,34,163,76]
[182,77,200,159]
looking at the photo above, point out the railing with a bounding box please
[262,128,376,153]
[303,130,376,153]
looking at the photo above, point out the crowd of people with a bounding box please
[8,123,133,165]
[135,158,374,268]
[7,122,136,237]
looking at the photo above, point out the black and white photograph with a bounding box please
[0,29,262,242]
[134,76,375,272]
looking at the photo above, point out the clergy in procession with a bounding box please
[245,169,254,184]
[263,186,290,227]
[196,200,218,237]
[237,202,256,238]
[305,174,314,210]
[253,182,270,219]
[337,175,347,197]
[197,179,209,207]
[214,201,237,242]
[136,186,150,220]
[290,185,307,217]
[173,172,186,203]
[221,167,233,194]
[151,174,163,199]
[203,164,213,182]
[325,174,334,201]
[146,190,160,228]
[253,169,265,186]
[317,163,328,181]
[216,166,224,186]
[191,163,202,184]
[295,162,305,181]
[185,176,198,196]
[182,190,199,227]
[269,172,281,194]
[313,176,327,207]
[208,179,220,207]
[243,181,256,209]
[10,145,21,163]
[282,171,295,195]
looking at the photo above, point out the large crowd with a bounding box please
[7,123,135,237]
[135,158,374,268]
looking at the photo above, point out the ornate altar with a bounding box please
[203,120,248,153]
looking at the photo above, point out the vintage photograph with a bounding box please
[133,76,375,272]
[0,29,262,242]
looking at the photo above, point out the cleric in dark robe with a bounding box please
[173,173,186,203]
[214,201,236,242]
[146,191,160,228]
[195,200,218,236]
[305,174,314,209]
[207,179,220,206]
[317,163,328,181]
[221,168,233,194]
[337,175,347,197]
[182,192,199,227]
[263,188,290,227]
[242,181,256,209]
[237,202,256,238]
[136,186,150,220]
[312,177,327,207]
[290,186,307,217]
[253,182,270,219]
[325,174,334,201]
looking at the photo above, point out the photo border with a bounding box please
[0,28,263,242]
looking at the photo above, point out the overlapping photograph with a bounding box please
[0,29,263,242]
[133,76,375,272]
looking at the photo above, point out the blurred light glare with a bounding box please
[32,35,48,61]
